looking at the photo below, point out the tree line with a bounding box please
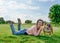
[0,17,32,24]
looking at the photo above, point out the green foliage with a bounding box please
[48,4,60,24]
[0,17,15,24]
[5,20,15,24]
[25,20,32,24]
[0,17,5,24]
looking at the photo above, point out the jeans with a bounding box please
[10,23,27,35]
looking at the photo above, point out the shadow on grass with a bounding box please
[1,35,30,43]
[4,35,17,39]
[0,34,60,43]
[36,34,60,43]
[16,34,60,43]
[0,39,11,43]
[0,36,17,43]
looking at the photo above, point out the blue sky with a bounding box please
[0,0,60,23]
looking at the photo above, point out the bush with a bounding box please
[0,17,5,24]
[5,20,15,24]
[25,20,32,24]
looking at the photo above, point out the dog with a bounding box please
[43,23,53,36]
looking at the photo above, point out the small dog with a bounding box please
[43,23,53,36]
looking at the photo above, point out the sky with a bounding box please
[0,0,60,23]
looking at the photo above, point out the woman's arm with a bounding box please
[33,27,42,36]
[42,26,46,35]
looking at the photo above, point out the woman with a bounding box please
[9,18,43,36]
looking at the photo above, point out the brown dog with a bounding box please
[43,23,53,36]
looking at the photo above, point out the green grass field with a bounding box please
[0,24,60,43]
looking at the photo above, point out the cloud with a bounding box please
[0,0,5,5]
[4,13,27,23]
[39,0,54,2]
[4,13,36,23]
[28,6,40,10]
[0,0,50,23]
[6,0,39,10]
[26,0,32,4]
[0,0,8,17]
[3,13,50,23]
[0,0,40,14]
[0,6,7,17]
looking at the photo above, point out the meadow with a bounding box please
[0,24,60,43]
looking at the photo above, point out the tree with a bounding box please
[0,17,5,24]
[5,20,15,24]
[25,20,32,24]
[48,4,60,25]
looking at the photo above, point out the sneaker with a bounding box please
[8,20,13,24]
[17,18,21,24]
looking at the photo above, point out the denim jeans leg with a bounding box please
[18,24,21,31]
[15,29,27,35]
[10,24,16,34]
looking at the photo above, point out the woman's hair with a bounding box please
[36,19,43,30]
[36,19,43,26]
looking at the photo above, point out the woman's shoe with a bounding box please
[17,18,21,24]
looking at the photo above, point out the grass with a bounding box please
[0,24,60,43]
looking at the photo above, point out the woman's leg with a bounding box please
[15,29,27,35]
[10,23,16,35]
[18,24,21,31]
[18,18,21,31]
[10,23,27,35]
[9,18,27,35]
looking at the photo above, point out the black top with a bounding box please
[24,32,28,35]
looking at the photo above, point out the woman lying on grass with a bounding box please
[9,18,44,36]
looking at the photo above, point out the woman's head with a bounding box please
[36,19,43,27]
